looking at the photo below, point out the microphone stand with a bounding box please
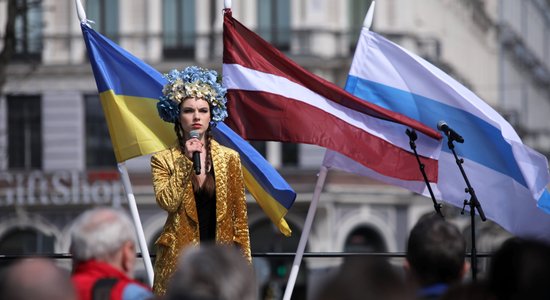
[406,129,443,218]
[445,135,486,281]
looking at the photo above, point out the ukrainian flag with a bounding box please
[82,24,296,236]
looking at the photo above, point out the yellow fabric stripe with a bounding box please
[243,167,292,236]
[100,90,176,162]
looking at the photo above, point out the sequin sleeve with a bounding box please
[151,149,193,213]
[229,152,252,261]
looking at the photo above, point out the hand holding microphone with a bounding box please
[187,130,202,175]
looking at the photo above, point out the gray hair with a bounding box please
[165,243,256,300]
[70,207,136,261]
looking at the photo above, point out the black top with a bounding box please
[194,183,216,242]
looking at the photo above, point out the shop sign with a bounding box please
[0,170,124,206]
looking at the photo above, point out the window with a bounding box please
[163,0,196,58]
[249,141,267,158]
[348,0,373,49]
[248,141,298,167]
[86,0,119,42]
[282,143,298,166]
[257,0,290,51]
[0,228,54,255]
[8,95,42,170]
[85,95,116,168]
[13,0,43,60]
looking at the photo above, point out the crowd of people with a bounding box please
[314,214,550,300]
[0,208,549,300]
[0,207,254,300]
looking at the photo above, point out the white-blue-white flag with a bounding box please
[324,27,550,241]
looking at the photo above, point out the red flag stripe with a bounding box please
[223,63,441,159]
[223,11,441,140]
[226,89,438,182]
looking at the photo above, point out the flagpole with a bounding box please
[74,0,91,25]
[75,0,86,22]
[75,0,154,286]
[363,1,376,30]
[283,166,328,300]
[118,162,155,286]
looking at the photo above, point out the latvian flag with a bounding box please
[222,9,442,182]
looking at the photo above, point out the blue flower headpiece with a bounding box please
[157,66,228,127]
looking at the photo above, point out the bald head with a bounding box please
[2,258,76,300]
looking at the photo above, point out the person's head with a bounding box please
[314,257,412,300]
[179,97,211,139]
[488,237,550,300]
[165,243,256,300]
[157,66,228,142]
[2,258,76,300]
[405,214,468,287]
[69,207,137,277]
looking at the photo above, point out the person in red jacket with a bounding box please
[70,207,154,300]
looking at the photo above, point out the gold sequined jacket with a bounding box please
[150,140,251,296]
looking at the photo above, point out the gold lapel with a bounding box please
[211,140,228,223]
[172,146,199,224]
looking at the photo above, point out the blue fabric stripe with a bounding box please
[82,24,166,98]
[538,190,550,214]
[346,75,527,187]
[213,123,296,209]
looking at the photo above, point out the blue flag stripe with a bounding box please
[346,75,527,187]
[540,190,550,214]
[84,26,166,98]
[213,123,296,209]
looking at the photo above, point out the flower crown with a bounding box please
[157,66,228,126]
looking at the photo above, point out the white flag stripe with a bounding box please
[349,30,521,142]
[436,151,550,240]
[324,151,435,195]
[224,63,441,159]
[326,140,550,240]
[510,139,549,200]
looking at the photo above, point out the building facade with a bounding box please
[1,0,548,299]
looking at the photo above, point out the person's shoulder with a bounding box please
[151,148,172,159]
[121,282,154,300]
[151,145,181,162]
[212,139,240,158]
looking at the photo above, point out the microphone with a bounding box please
[437,121,464,143]
[189,130,201,175]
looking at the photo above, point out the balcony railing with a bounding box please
[2,29,365,65]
